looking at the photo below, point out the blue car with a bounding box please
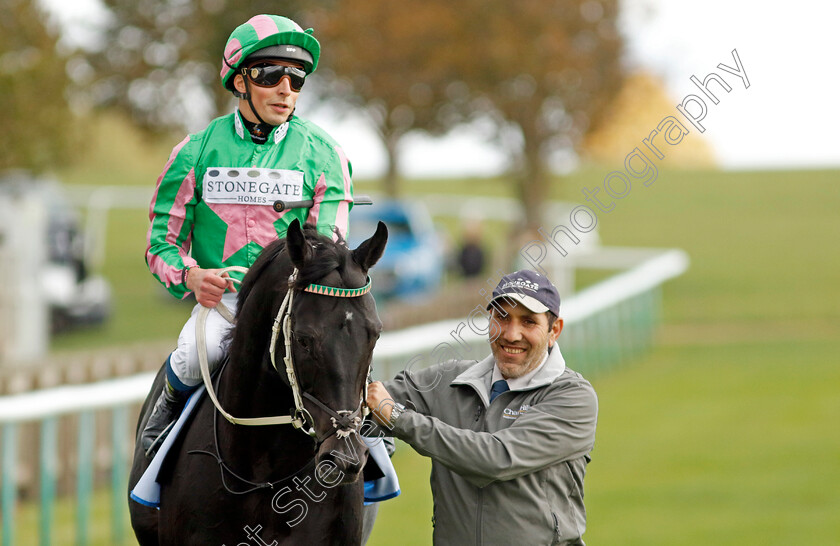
[348,199,443,301]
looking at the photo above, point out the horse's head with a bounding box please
[246,217,388,483]
[284,220,387,482]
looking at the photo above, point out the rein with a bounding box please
[188,358,319,496]
[197,265,373,440]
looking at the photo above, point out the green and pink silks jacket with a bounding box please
[146,110,353,299]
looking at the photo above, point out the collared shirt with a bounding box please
[490,348,550,391]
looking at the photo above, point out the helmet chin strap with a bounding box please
[225,56,271,127]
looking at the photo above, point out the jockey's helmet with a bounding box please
[220,15,321,95]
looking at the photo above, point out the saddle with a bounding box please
[130,386,400,507]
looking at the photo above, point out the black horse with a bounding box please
[129,219,388,545]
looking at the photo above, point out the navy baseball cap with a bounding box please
[487,270,561,316]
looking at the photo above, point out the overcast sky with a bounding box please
[43,0,840,178]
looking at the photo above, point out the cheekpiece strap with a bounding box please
[303,276,372,298]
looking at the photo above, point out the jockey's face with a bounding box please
[234,59,302,126]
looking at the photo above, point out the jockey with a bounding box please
[142,14,354,456]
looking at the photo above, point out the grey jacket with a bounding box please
[383,347,597,546]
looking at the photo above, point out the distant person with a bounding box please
[456,219,486,277]
[366,269,598,545]
[142,14,353,455]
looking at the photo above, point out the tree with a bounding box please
[83,0,307,133]
[0,0,77,172]
[314,1,625,224]
[313,2,472,197]
[457,0,625,230]
[582,71,716,167]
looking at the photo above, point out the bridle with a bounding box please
[269,268,373,440]
[197,266,373,443]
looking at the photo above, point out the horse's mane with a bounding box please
[234,224,348,319]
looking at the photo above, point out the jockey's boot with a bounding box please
[141,379,189,458]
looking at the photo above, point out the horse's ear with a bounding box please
[286,219,309,269]
[352,221,388,272]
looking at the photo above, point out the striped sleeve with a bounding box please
[306,145,354,240]
[145,136,199,299]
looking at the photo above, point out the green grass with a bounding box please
[585,339,840,544]
[40,115,840,544]
[15,488,133,546]
[585,168,840,327]
[366,445,434,545]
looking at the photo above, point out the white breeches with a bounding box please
[168,292,238,389]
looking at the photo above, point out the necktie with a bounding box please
[489,379,509,403]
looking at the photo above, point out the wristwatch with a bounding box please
[388,402,406,428]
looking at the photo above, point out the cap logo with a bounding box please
[501,278,540,293]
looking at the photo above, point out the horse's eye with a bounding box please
[296,334,314,353]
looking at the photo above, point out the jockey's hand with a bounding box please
[187,267,236,308]
[366,381,396,426]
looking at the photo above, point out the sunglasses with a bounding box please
[243,62,306,92]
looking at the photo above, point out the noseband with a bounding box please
[197,266,373,444]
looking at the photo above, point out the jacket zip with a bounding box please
[474,402,485,545]
[475,488,483,546]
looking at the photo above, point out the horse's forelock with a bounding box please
[235,225,357,319]
[293,225,359,289]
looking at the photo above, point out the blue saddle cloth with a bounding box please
[362,436,401,504]
[130,387,400,508]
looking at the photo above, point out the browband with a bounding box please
[303,276,372,298]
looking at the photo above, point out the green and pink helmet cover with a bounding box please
[220,15,321,92]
